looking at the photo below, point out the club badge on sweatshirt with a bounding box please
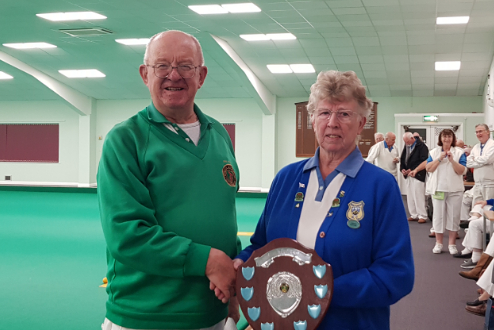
[346,201,365,229]
[222,164,237,187]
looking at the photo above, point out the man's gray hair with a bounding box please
[475,123,490,132]
[374,132,384,139]
[143,30,205,66]
[385,132,395,139]
[403,132,413,139]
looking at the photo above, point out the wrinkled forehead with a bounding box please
[148,33,201,63]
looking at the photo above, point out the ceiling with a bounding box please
[1,0,493,103]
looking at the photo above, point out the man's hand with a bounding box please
[409,169,417,177]
[210,258,245,303]
[393,158,400,163]
[206,248,236,304]
[228,296,240,324]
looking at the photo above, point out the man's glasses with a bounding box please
[314,109,357,123]
[146,64,200,79]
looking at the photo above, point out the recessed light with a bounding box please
[290,64,315,73]
[115,39,150,45]
[267,65,292,74]
[188,5,228,14]
[240,33,296,41]
[0,72,13,80]
[3,42,56,49]
[267,33,296,40]
[435,61,461,71]
[436,16,469,25]
[36,12,107,21]
[59,70,106,78]
[221,3,261,13]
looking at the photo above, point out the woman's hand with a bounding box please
[475,200,488,208]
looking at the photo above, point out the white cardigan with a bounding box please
[426,146,466,195]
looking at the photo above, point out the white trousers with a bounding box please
[463,209,494,252]
[472,184,494,204]
[101,318,233,330]
[461,190,474,221]
[432,191,462,233]
[406,177,427,219]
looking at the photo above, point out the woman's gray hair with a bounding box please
[143,30,205,66]
[306,70,373,119]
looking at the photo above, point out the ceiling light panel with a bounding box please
[0,72,13,79]
[3,42,56,49]
[240,33,296,41]
[188,5,228,14]
[59,70,106,78]
[36,12,107,21]
[290,64,315,73]
[221,3,261,13]
[115,39,150,45]
[267,65,292,73]
[435,61,461,71]
[436,16,469,25]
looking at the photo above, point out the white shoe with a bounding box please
[448,245,458,255]
[433,243,443,254]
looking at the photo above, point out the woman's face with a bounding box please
[312,98,366,157]
[441,134,453,147]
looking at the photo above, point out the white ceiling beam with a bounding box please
[0,50,92,116]
[209,34,276,115]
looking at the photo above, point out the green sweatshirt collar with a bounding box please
[146,102,212,127]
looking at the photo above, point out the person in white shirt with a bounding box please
[366,132,384,158]
[366,132,400,180]
[455,124,494,266]
[425,129,467,255]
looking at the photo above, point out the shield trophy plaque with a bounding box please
[236,238,333,330]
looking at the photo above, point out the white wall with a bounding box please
[0,101,80,183]
[96,98,265,188]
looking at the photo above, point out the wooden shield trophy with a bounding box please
[236,238,333,330]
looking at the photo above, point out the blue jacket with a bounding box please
[237,153,414,330]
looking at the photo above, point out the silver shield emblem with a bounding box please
[266,271,302,318]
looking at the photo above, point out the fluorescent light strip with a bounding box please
[189,3,261,14]
[437,16,469,25]
[267,65,292,74]
[59,70,105,78]
[240,33,296,41]
[3,42,56,49]
[0,72,13,79]
[115,38,150,45]
[188,5,228,14]
[36,11,106,21]
[435,61,461,71]
[221,3,261,13]
[290,64,315,73]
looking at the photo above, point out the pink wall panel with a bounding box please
[222,123,235,152]
[1,124,59,162]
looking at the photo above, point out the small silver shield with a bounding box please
[266,271,302,318]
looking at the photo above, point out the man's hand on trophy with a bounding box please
[206,248,236,304]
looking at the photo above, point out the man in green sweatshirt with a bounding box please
[98,30,240,330]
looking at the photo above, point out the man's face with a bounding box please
[375,135,384,143]
[312,99,366,157]
[385,134,396,147]
[139,32,207,114]
[476,127,490,144]
[403,136,415,146]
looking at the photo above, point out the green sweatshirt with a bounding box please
[97,103,240,329]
